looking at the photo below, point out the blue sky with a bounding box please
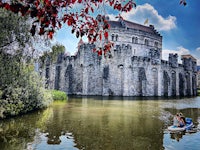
[54,0,200,64]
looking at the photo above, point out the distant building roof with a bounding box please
[181,54,197,62]
[108,19,160,36]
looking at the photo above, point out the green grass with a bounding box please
[198,90,200,96]
[51,90,67,101]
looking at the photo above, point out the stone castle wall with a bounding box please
[40,20,197,97]
[41,43,197,97]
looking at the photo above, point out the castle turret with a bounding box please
[169,53,178,68]
[181,55,197,71]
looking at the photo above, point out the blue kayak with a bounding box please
[168,118,193,131]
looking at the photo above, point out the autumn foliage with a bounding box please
[0,0,186,55]
[0,0,135,55]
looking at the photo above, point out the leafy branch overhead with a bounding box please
[0,0,134,55]
[0,0,186,55]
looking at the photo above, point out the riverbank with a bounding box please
[0,89,67,119]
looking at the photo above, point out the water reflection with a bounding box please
[27,130,78,150]
[0,97,200,150]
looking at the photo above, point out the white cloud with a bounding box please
[107,14,118,21]
[198,60,200,65]
[118,3,176,31]
[196,47,200,51]
[162,46,200,65]
[194,47,200,65]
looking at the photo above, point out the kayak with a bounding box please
[168,118,193,132]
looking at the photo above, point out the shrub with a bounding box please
[51,90,67,101]
[0,69,53,119]
[197,90,200,96]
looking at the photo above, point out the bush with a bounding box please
[0,70,53,119]
[51,90,67,101]
[197,90,200,96]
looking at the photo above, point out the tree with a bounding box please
[0,0,186,55]
[0,7,52,62]
[39,43,65,67]
[0,8,31,53]
[0,9,53,119]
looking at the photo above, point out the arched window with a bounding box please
[135,37,138,44]
[154,41,158,48]
[145,39,149,46]
[132,37,135,43]
[116,35,118,41]
[132,37,138,44]
[111,34,114,41]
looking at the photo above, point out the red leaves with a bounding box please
[97,50,102,56]
[109,0,114,6]
[39,28,45,35]
[0,0,133,53]
[104,32,108,39]
[99,33,102,41]
[4,3,10,10]
[95,42,114,56]
[114,3,122,11]
[48,31,54,39]
[67,20,72,26]
[85,7,88,14]
[103,21,110,30]
[72,0,76,4]
[91,7,94,13]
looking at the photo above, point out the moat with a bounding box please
[1,96,200,150]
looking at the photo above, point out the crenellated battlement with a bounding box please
[131,56,151,63]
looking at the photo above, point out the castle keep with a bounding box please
[41,19,197,96]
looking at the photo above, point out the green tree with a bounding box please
[51,44,65,62]
[0,8,53,119]
[0,8,31,53]
[39,43,65,67]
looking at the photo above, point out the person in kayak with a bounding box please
[173,113,186,127]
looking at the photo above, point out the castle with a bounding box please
[41,19,197,97]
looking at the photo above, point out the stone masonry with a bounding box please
[40,19,197,96]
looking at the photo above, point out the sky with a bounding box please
[53,0,200,65]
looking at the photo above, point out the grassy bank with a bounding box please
[51,90,67,101]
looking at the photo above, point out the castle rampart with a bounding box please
[40,19,197,97]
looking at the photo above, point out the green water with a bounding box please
[0,96,200,150]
